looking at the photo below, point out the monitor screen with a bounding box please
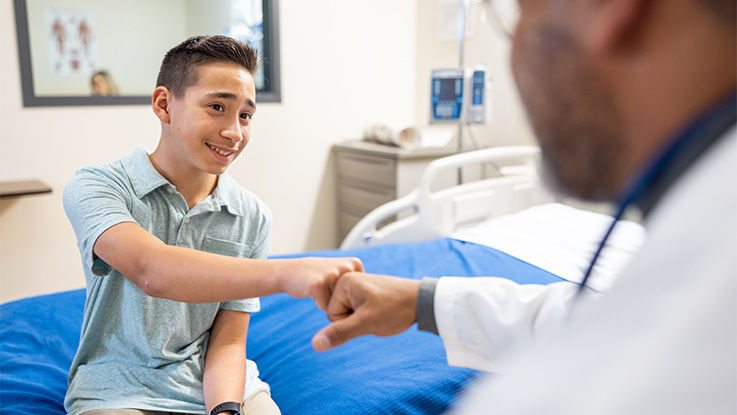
[438,78,461,101]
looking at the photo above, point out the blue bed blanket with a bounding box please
[0,238,565,414]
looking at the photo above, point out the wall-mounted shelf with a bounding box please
[0,179,52,198]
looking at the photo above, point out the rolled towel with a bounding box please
[363,125,452,150]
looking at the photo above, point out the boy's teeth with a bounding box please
[208,144,230,156]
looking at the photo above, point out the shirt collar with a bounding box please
[209,173,246,216]
[121,148,170,199]
[121,148,245,216]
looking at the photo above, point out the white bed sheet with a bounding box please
[451,203,646,292]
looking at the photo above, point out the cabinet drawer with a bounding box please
[337,182,396,216]
[338,210,363,242]
[336,153,396,187]
[337,208,397,242]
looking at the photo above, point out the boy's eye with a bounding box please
[209,104,224,111]
[240,113,252,120]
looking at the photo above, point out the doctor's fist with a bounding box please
[276,257,364,310]
[312,272,420,352]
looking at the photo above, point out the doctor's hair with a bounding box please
[696,0,736,25]
[156,35,259,98]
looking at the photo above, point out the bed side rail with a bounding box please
[340,146,553,249]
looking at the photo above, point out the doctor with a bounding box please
[313,0,736,413]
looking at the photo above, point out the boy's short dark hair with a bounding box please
[156,35,259,98]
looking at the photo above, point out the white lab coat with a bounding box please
[435,277,580,372]
[437,127,737,414]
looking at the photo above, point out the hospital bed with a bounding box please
[0,147,645,415]
[340,146,553,249]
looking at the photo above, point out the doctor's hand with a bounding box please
[311,272,420,352]
[274,257,364,310]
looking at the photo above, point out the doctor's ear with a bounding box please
[152,86,173,124]
[584,0,648,54]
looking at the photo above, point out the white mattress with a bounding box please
[451,203,646,292]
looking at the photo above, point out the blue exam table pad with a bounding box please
[0,238,565,414]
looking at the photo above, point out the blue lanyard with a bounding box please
[576,91,737,296]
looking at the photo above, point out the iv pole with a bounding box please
[456,0,466,185]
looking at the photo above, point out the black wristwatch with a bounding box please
[210,401,241,415]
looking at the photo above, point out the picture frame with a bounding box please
[13,0,281,106]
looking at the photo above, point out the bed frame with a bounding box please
[341,146,555,249]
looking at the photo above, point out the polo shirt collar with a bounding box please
[210,173,245,216]
[122,148,170,199]
[122,148,245,216]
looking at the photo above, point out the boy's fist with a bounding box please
[277,257,364,310]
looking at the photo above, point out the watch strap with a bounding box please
[210,401,241,415]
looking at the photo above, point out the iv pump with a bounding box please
[430,64,491,125]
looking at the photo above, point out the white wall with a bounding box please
[0,0,417,303]
[414,1,534,147]
[1,1,541,304]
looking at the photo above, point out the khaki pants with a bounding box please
[82,389,281,415]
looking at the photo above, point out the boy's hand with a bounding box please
[275,257,364,310]
[311,272,420,352]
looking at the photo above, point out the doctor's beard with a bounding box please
[512,22,630,202]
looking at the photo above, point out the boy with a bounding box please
[63,35,362,415]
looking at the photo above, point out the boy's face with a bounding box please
[166,62,256,176]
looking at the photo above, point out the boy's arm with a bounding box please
[203,309,250,415]
[94,222,363,307]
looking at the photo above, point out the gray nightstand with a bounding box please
[333,140,484,244]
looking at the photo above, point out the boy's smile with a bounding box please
[150,61,257,199]
[206,142,238,158]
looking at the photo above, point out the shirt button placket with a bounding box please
[177,216,191,247]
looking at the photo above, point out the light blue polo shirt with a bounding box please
[62,148,272,415]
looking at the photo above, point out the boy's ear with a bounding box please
[152,86,173,124]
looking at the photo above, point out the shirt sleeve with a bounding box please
[434,277,580,373]
[63,168,136,277]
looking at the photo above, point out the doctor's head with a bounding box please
[151,35,259,176]
[508,0,736,201]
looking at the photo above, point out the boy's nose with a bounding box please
[221,117,245,145]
